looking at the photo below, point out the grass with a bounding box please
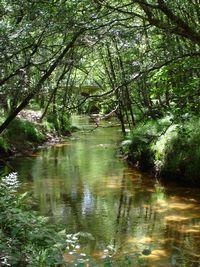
[0,117,46,156]
[122,116,200,185]
[0,109,72,156]
[0,136,11,155]
[6,118,46,143]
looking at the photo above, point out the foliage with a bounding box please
[6,119,45,143]
[0,112,73,155]
[0,0,199,182]
[47,112,71,135]
[0,172,148,266]
[122,117,200,184]
[122,117,171,170]
[29,101,42,111]
[0,0,199,134]
[153,117,200,183]
[59,113,71,134]
[0,173,68,266]
[0,136,10,154]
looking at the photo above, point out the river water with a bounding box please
[5,116,200,266]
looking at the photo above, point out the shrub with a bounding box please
[47,112,60,132]
[6,119,45,143]
[47,112,71,135]
[153,118,200,184]
[122,117,171,170]
[59,113,71,134]
[122,116,200,184]
[29,100,42,111]
[0,173,67,266]
[41,120,54,132]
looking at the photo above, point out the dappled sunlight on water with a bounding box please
[5,116,200,266]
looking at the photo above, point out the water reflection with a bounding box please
[5,116,200,266]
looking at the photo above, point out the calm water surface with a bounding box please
[5,117,200,266]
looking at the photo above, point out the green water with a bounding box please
[5,116,200,266]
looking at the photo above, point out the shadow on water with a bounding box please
[2,116,200,266]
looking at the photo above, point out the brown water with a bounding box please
[5,116,200,266]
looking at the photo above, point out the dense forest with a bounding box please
[0,0,200,266]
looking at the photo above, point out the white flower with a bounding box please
[1,172,19,191]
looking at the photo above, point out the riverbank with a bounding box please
[122,116,200,186]
[2,116,200,266]
[0,109,72,159]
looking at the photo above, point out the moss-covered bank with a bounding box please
[122,117,200,186]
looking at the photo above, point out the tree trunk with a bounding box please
[0,29,83,134]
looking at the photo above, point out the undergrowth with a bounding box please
[0,118,48,156]
[0,173,66,266]
[122,116,200,185]
[0,115,71,156]
[47,112,71,135]
[7,119,46,143]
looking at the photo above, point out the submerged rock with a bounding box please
[142,249,151,256]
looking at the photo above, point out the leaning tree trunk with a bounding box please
[40,61,71,121]
[0,29,83,134]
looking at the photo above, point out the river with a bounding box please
[3,116,200,266]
